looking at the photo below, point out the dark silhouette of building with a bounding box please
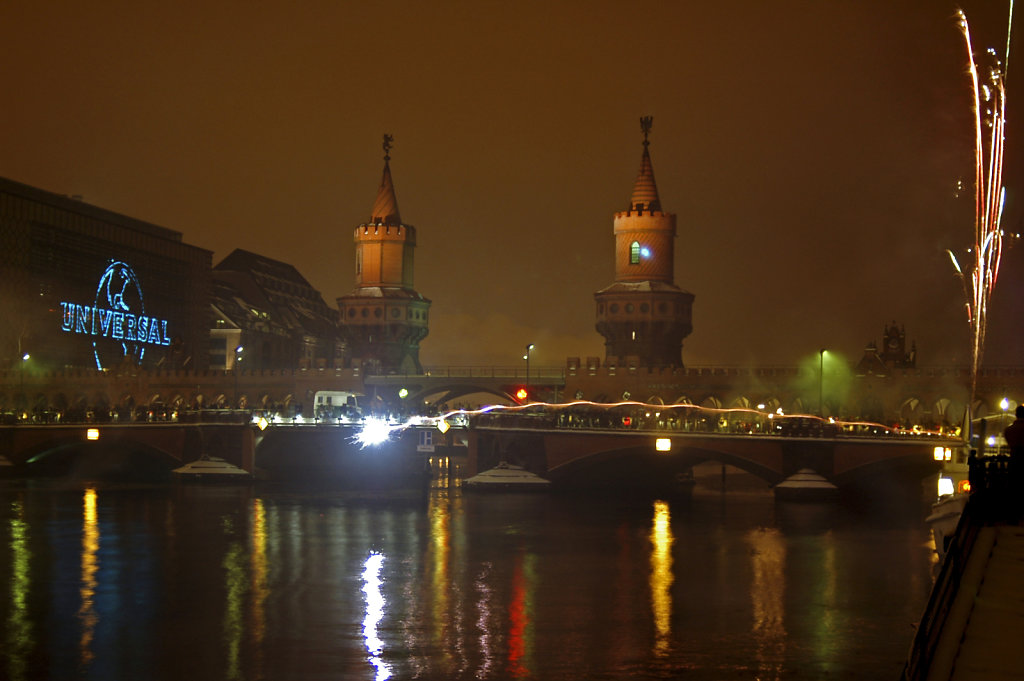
[0,176,211,372]
[337,136,430,374]
[594,118,694,368]
[855,321,917,377]
[211,249,340,370]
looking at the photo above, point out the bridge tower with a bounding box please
[337,135,431,373]
[594,117,694,368]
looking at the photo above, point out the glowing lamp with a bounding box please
[398,388,409,399]
[515,388,528,401]
[937,477,955,497]
[622,416,632,427]
[959,479,971,494]
[257,417,269,431]
[436,419,450,434]
[86,428,100,441]
[933,446,952,461]
[655,438,671,452]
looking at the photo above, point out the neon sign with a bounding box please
[59,261,171,369]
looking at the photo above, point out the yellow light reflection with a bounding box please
[223,541,246,680]
[7,500,32,681]
[428,489,452,663]
[249,498,268,675]
[747,527,786,677]
[649,500,674,656]
[362,552,391,681]
[79,488,99,665]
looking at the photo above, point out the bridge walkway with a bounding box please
[903,458,1024,680]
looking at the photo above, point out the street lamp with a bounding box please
[523,343,535,388]
[818,348,826,417]
[20,353,29,419]
[234,346,244,408]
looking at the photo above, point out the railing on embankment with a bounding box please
[901,455,1022,681]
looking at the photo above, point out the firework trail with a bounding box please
[952,4,1014,401]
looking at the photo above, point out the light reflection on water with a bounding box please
[649,500,673,657]
[362,552,390,681]
[0,482,935,680]
[78,488,99,666]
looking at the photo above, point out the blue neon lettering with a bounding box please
[98,308,113,336]
[60,302,172,346]
[61,302,74,332]
[75,304,90,333]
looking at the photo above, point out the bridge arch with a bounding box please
[546,441,785,489]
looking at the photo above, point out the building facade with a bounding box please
[337,136,430,374]
[0,176,211,374]
[594,118,695,369]
[211,249,341,371]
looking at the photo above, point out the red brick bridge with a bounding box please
[0,421,254,477]
[467,416,957,494]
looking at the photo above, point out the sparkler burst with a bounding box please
[954,4,1014,401]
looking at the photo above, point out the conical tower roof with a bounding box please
[370,134,401,225]
[630,143,661,212]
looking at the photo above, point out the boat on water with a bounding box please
[172,456,252,482]
[926,491,969,561]
[773,468,838,502]
[463,462,551,491]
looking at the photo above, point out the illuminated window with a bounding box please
[630,241,641,264]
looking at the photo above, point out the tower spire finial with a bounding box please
[382,133,393,161]
[640,116,653,147]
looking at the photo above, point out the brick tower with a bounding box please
[594,117,694,368]
[337,135,430,373]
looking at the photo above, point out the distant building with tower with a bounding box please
[337,136,431,374]
[594,118,694,369]
[854,321,917,376]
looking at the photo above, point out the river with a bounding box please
[0,471,936,680]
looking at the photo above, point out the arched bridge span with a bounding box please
[469,426,952,491]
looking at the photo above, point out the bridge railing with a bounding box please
[370,366,567,381]
[469,405,961,441]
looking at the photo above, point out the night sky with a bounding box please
[3,1,1022,370]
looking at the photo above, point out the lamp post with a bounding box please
[20,352,29,420]
[523,343,535,388]
[818,348,826,417]
[234,346,244,408]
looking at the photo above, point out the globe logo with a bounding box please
[93,261,147,369]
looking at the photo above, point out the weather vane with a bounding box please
[382,133,394,161]
[640,116,653,146]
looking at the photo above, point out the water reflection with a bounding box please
[79,488,99,666]
[507,552,535,677]
[249,497,269,674]
[746,527,785,679]
[6,499,30,681]
[362,552,390,681]
[0,484,935,680]
[223,537,246,679]
[649,500,674,657]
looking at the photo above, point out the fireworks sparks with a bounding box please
[953,4,1014,401]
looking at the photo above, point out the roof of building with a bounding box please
[595,281,691,295]
[369,159,402,226]
[213,249,336,338]
[630,143,661,212]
